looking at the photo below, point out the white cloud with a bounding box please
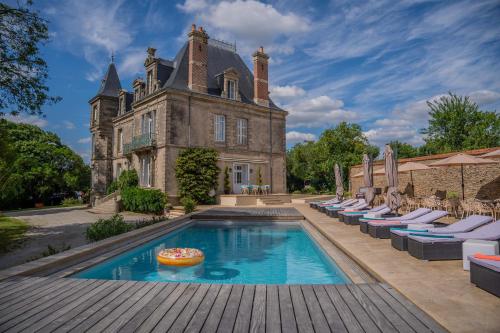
[78,137,92,144]
[2,114,48,128]
[118,49,147,77]
[63,120,76,130]
[469,90,500,106]
[285,95,357,128]
[364,127,424,147]
[286,131,317,145]
[270,85,306,99]
[176,0,208,13]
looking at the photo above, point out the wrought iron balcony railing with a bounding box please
[123,133,156,155]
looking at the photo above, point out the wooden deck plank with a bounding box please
[346,284,398,333]
[0,277,49,302]
[37,280,126,333]
[301,285,331,333]
[379,284,447,333]
[233,284,255,333]
[278,285,297,333]
[266,284,281,333]
[312,284,348,333]
[335,284,381,333]
[119,283,178,333]
[323,285,364,333]
[68,281,144,332]
[0,279,97,332]
[10,280,109,332]
[249,284,266,333]
[289,284,314,333]
[152,283,200,333]
[0,278,87,328]
[0,277,70,312]
[200,284,232,333]
[217,284,244,333]
[168,283,211,333]
[89,282,158,332]
[365,284,431,333]
[135,283,189,333]
[184,284,222,333]
[102,282,166,333]
[358,284,417,333]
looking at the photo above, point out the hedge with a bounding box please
[121,187,166,214]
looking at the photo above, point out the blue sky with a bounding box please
[4,0,500,162]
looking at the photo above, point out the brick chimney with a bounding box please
[188,24,209,93]
[252,46,269,107]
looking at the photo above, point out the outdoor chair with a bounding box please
[359,208,431,234]
[251,185,260,195]
[407,220,500,260]
[469,255,500,297]
[241,185,250,195]
[390,215,493,251]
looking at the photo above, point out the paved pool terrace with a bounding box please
[0,207,449,332]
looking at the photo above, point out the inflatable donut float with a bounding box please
[157,248,205,267]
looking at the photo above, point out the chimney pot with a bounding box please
[191,24,196,31]
[259,46,264,53]
[198,26,203,32]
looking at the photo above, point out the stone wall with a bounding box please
[349,147,500,200]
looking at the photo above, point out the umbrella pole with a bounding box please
[410,170,414,196]
[460,164,465,200]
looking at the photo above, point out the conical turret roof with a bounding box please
[96,62,121,97]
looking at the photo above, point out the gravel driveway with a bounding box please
[0,207,152,270]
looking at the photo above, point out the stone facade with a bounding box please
[349,147,500,200]
[89,26,287,203]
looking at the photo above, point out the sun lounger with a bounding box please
[367,210,448,239]
[407,220,500,260]
[359,208,431,234]
[340,205,390,225]
[469,255,500,297]
[319,198,357,213]
[310,198,341,209]
[326,199,365,217]
[390,215,493,251]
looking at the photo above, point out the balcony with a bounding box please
[123,133,156,155]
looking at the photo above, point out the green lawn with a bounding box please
[0,216,29,253]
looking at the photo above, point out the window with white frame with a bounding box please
[147,70,153,94]
[214,115,225,142]
[236,118,247,144]
[140,155,152,187]
[91,133,96,159]
[140,111,155,138]
[117,128,123,152]
[92,105,98,124]
[227,80,236,100]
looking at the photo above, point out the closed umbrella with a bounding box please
[429,153,498,200]
[480,149,500,158]
[334,164,344,201]
[398,162,431,193]
[384,145,401,211]
[362,154,375,205]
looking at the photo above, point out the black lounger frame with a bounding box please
[470,261,500,298]
[391,232,408,251]
[407,238,463,260]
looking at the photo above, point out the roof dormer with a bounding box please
[219,67,241,101]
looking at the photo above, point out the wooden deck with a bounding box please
[0,277,446,332]
[192,207,304,220]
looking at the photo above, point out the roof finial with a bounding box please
[111,50,115,63]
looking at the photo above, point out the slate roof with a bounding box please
[163,42,280,109]
[96,63,121,97]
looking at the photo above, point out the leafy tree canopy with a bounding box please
[287,122,379,192]
[0,0,60,116]
[421,92,500,153]
[0,119,90,209]
[175,147,220,204]
[388,140,420,159]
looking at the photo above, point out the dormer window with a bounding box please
[147,70,153,94]
[119,95,125,114]
[92,105,98,125]
[227,80,236,100]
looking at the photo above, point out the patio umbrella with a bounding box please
[480,149,500,158]
[398,162,431,193]
[429,153,498,200]
[384,145,401,211]
[334,163,344,201]
[362,154,375,205]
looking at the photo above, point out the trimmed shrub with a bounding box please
[107,180,118,194]
[175,148,219,204]
[257,167,263,186]
[223,166,231,194]
[121,187,166,215]
[118,169,139,191]
[61,197,81,206]
[86,214,133,242]
[181,197,196,214]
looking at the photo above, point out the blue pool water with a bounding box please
[74,221,350,284]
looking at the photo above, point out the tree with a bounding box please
[421,92,500,153]
[389,140,419,159]
[286,122,379,192]
[175,148,220,203]
[0,1,60,116]
[0,119,90,209]
[223,166,231,194]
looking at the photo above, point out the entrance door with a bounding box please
[233,163,249,194]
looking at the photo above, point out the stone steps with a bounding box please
[257,197,289,206]
[89,194,119,214]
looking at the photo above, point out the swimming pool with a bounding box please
[74,221,350,284]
